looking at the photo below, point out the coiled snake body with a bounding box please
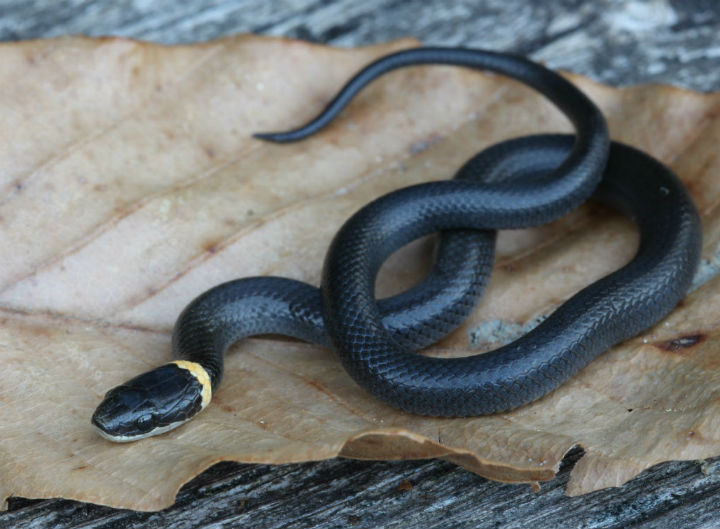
[92,48,701,442]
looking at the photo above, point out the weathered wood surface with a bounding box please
[2,454,720,529]
[1,1,720,527]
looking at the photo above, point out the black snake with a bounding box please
[91,48,701,441]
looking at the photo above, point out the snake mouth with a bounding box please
[91,397,135,441]
[90,411,106,432]
[91,408,136,442]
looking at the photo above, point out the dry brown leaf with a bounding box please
[1,35,719,511]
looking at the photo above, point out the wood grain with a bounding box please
[1,1,720,527]
[3,454,720,528]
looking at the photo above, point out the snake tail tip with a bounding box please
[252,131,287,143]
[253,130,312,143]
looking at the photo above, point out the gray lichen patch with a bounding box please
[689,241,720,292]
[469,314,548,349]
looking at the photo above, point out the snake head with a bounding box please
[91,361,212,442]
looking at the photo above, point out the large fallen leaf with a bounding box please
[1,35,719,511]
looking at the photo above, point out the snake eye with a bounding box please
[135,414,155,433]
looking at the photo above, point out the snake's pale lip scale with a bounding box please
[93,422,183,443]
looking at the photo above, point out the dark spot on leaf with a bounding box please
[627,408,633,412]
[655,333,706,353]
[203,239,222,254]
[410,140,431,154]
[204,146,216,158]
[409,135,440,154]
[221,405,235,413]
